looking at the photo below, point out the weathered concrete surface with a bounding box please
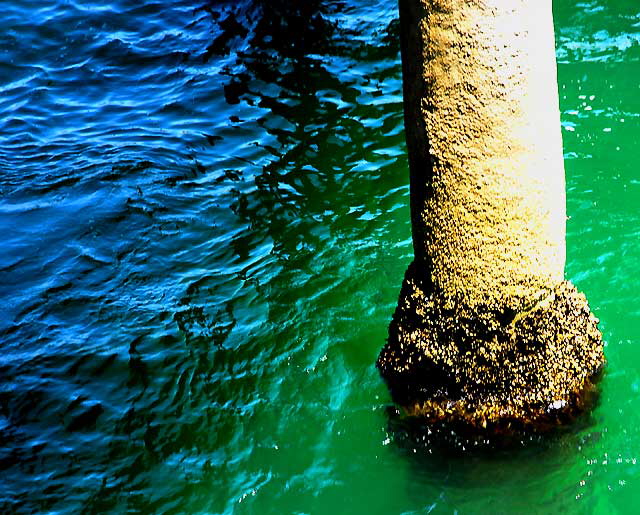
[379,0,605,431]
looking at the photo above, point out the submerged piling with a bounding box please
[377,0,605,432]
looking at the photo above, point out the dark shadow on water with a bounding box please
[384,401,607,511]
[385,366,607,459]
[0,0,403,512]
[384,404,602,509]
[386,401,602,459]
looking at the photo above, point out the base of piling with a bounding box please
[377,263,605,434]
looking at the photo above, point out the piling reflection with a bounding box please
[385,401,602,455]
[384,403,606,512]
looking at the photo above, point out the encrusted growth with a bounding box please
[377,263,605,433]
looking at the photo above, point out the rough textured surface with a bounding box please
[400,0,566,310]
[378,263,604,433]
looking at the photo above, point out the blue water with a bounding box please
[1,0,640,513]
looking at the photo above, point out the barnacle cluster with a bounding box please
[377,262,605,433]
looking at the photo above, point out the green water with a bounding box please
[1,0,639,513]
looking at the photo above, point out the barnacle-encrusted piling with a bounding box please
[377,0,605,431]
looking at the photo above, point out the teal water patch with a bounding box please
[0,0,638,513]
